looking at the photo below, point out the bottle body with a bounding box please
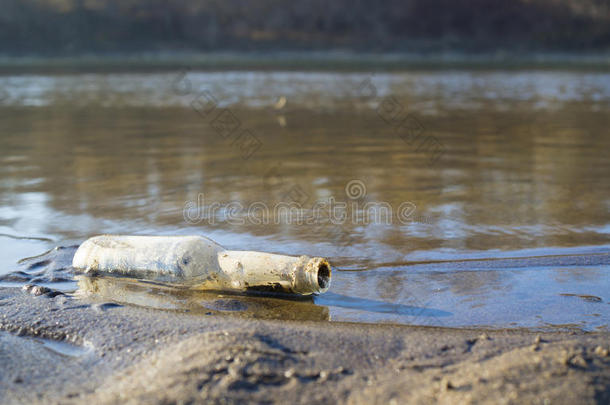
[72,235,331,295]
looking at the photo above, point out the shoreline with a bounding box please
[2,244,609,332]
[0,286,608,404]
[1,51,610,74]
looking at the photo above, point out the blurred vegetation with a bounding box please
[1,0,609,55]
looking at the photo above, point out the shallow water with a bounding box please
[0,331,92,358]
[0,70,609,331]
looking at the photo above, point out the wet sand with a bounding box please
[0,286,609,404]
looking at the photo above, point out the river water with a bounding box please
[1,70,609,331]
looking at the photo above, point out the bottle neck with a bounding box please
[218,250,331,295]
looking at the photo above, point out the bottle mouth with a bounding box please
[298,257,331,294]
[316,261,331,291]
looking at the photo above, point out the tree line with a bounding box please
[1,0,608,55]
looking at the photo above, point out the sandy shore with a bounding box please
[0,286,608,404]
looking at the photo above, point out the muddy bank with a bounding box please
[1,52,610,74]
[0,287,608,404]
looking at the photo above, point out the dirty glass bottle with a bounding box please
[72,235,331,295]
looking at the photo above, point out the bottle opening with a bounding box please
[317,261,331,290]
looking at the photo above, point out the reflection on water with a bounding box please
[0,71,609,330]
[76,276,330,322]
